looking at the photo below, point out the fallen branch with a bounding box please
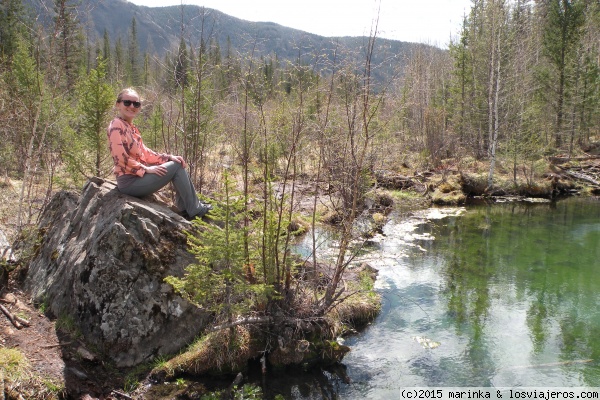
[549,155,600,164]
[561,169,600,186]
[208,315,327,333]
[0,304,22,329]
[39,341,73,349]
[14,315,30,327]
[111,390,133,400]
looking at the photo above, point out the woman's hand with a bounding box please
[145,165,168,176]
[169,155,187,168]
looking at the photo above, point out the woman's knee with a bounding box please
[165,160,183,173]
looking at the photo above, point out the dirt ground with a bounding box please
[0,280,133,399]
[1,286,66,389]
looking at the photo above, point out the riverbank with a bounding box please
[1,156,599,398]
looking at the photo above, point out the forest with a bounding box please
[0,0,598,230]
[0,0,599,396]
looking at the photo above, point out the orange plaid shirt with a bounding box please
[107,117,169,178]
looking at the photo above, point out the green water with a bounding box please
[262,198,600,398]
[336,197,600,397]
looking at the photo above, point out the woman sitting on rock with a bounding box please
[107,88,210,220]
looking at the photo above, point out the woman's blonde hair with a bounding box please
[116,88,140,102]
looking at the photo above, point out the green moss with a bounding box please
[390,189,422,201]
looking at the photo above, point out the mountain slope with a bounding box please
[25,0,442,78]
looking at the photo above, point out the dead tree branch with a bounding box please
[0,304,22,329]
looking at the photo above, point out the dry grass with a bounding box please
[328,294,381,336]
[154,325,256,379]
[0,347,65,399]
[327,270,381,336]
[0,347,29,383]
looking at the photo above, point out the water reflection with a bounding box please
[414,199,600,388]
[261,198,600,398]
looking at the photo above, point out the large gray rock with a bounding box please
[24,178,209,367]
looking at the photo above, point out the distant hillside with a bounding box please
[24,0,442,80]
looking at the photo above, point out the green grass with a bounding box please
[0,347,29,380]
[55,314,82,338]
[0,348,66,398]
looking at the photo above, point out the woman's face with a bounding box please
[116,91,141,123]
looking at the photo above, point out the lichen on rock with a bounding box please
[24,178,210,367]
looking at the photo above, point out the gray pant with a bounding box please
[118,161,209,218]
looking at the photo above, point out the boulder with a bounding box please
[24,177,209,367]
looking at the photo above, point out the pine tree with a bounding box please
[6,37,45,175]
[53,0,83,91]
[540,0,586,148]
[71,60,114,178]
[165,173,273,326]
[114,37,124,84]
[175,37,188,88]
[0,0,25,64]
[127,17,141,86]
[102,29,111,76]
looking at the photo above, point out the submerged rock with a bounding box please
[24,178,209,367]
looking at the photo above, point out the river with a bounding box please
[264,197,600,399]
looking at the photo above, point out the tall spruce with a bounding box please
[454,0,492,158]
[0,0,25,64]
[72,60,114,178]
[127,17,141,86]
[573,0,600,146]
[114,37,124,84]
[449,15,474,148]
[102,29,111,75]
[504,0,544,183]
[53,0,83,91]
[540,0,586,148]
[175,37,189,89]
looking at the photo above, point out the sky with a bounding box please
[126,0,473,48]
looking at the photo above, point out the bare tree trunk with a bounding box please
[321,14,384,312]
[488,42,501,188]
[487,0,498,160]
[17,97,43,229]
[487,0,505,188]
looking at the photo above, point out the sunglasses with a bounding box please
[118,99,142,108]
